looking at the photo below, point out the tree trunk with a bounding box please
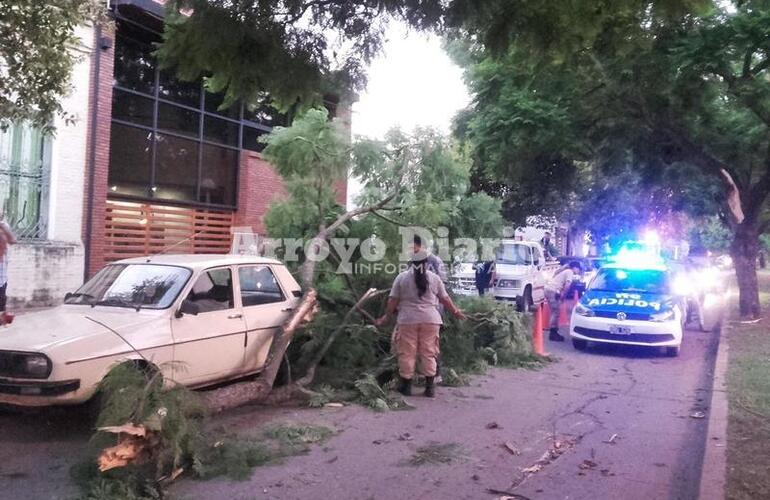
[201,289,318,413]
[730,223,761,318]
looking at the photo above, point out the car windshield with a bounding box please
[64,264,191,309]
[589,268,670,294]
[496,244,533,265]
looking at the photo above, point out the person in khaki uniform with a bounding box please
[545,261,582,342]
[376,259,467,397]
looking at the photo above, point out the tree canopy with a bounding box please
[0,0,100,129]
[450,0,770,316]
[157,0,445,111]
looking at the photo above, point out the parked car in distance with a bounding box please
[0,254,302,408]
[493,240,559,311]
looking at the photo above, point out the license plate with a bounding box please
[609,325,632,335]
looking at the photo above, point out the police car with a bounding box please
[570,255,685,357]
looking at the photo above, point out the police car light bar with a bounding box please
[606,246,667,270]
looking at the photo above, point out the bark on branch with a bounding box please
[201,289,318,413]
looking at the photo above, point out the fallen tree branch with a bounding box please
[296,288,388,387]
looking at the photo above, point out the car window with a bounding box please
[496,244,533,265]
[239,266,285,306]
[589,268,670,294]
[64,264,191,309]
[187,268,234,312]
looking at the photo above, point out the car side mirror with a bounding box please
[176,299,200,318]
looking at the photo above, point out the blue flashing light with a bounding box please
[607,245,667,271]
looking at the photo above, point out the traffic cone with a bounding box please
[559,297,570,327]
[542,301,551,332]
[532,303,545,356]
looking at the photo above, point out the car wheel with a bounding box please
[665,346,680,357]
[572,338,588,351]
[517,286,533,313]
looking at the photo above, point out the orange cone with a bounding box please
[559,297,570,327]
[532,303,545,355]
[542,301,551,332]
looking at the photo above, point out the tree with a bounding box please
[0,0,100,129]
[157,0,444,110]
[450,1,770,317]
[204,112,504,410]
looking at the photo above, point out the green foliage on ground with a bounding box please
[73,364,333,499]
[289,296,545,409]
[404,442,467,466]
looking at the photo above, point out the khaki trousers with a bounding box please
[395,323,441,379]
[545,290,561,329]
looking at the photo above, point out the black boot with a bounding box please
[424,376,435,398]
[549,328,565,342]
[397,377,412,396]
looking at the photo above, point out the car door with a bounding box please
[238,264,296,373]
[171,266,247,386]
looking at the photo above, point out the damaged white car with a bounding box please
[0,254,301,407]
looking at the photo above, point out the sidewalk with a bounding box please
[171,324,721,500]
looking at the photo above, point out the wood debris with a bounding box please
[97,423,160,472]
[502,442,521,455]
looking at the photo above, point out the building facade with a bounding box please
[1,1,348,308]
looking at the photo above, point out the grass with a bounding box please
[263,423,334,449]
[404,442,467,466]
[726,270,770,500]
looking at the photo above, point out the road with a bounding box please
[0,323,720,500]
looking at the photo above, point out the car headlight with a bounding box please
[497,279,521,289]
[23,354,52,378]
[650,309,675,322]
[575,302,594,317]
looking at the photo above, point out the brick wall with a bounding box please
[82,25,115,277]
[234,151,349,235]
[234,151,288,234]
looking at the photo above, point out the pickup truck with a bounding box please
[492,240,559,311]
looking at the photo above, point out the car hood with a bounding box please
[0,305,167,353]
[581,290,674,314]
[494,263,531,278]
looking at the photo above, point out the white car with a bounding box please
[570,263,685,357]
[0,254,301,407]
[493,240,558,311]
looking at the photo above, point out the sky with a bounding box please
[350,24,470,140]
[347,24,470,205]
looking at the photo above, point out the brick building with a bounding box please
[1,0,349,308]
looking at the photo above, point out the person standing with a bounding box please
[475,260,494,296]
[0,220,17,316]
[544,261,581,342]
[541,231,558,261]
[376,259,467,397]
[412,235,447,282]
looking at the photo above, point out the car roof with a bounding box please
[114,253,283,270]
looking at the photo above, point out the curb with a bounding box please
[698,321,730,500]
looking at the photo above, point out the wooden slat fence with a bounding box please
[104,199,234,262]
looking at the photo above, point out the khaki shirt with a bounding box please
[546,268,574,294]
[390,269,448,325]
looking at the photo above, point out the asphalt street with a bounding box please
[0,323,720,500]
